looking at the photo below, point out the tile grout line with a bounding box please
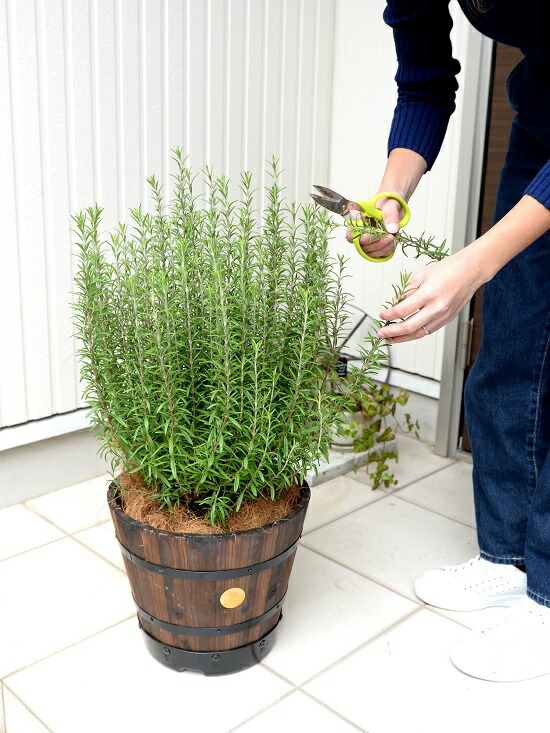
[393,492,477,530]
[0,536,68,567]
[1,684,55,733]
[299,688,370,732]
[231,607,428,731]
[22,501,86,535]
[256,605,421,694]
[256,662,299,687]
[293,605,421,688]
[68,531,128,576]
[226,673,371,733]
[225,689,297,733]
[1,615,135,685]
[298,541,424,606]
[296,606,425,689]
[301,488,395,538]
[0,520,122,571]
[303,456,460,539]
[22,501,81,533]
[379,457,459,493]
[1,682,5,733]
[425,603,483,631]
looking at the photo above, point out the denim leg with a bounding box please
[463,119,550,571]
[525,320,550,606]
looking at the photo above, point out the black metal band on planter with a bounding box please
[135,591,287,637]
[118,534,302,581]
[139,617,282,675]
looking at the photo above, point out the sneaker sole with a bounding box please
[414,590,526,612]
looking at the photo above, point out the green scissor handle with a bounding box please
[351,192,410,263]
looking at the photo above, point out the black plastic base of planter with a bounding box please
[139,614,282,676]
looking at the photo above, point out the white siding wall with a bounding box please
[0,0,335,430]
[0,0,486,433]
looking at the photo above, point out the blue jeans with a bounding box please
[464,57,550,607]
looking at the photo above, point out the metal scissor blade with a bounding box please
[310,185,360,217]
[310,185,348,216]
[312,184,345,201]
[310,193,344,215]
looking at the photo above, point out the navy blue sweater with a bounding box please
[384,0,550,208]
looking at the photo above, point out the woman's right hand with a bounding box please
[345,194,405,258]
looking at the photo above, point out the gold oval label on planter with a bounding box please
[220,587,246,608]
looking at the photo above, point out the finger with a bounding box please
[359,233,394,251]
[378,308,438,340]
[363,242,396,258]
[345,215,375,243]
[345,225,370,243]
[379,280,426,321]
[380,198,402,235]
[386,323,441,344]
[346,226,392,249]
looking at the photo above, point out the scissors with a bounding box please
[310,186,410,262]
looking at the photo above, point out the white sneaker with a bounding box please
[450,596,550,682]
[414,555,526,611]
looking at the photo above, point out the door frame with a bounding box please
[434,35,495,457]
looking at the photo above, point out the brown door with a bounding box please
[459,43,523,452]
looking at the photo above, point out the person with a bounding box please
[346,0,550,682]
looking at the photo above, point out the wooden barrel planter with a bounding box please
[107,482,310,676]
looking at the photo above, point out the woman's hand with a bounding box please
[376,193,550,343]
[377,248,485,343]
[345,194,404,258]
[346,148,426,257]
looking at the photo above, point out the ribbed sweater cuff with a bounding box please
[388,101,452,171]
[524,160,550,209]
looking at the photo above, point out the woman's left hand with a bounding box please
[377,249,486,343]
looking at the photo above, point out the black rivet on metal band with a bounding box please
[118,536,301,580]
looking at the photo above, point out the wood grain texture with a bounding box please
[108,484,310,652]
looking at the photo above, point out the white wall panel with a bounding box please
[0,0,26,427]
[0,0,336,430]
[3,0,52,424]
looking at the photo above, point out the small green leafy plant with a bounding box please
[338,381,420,490]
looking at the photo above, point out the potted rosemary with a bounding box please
[72,152,387,676]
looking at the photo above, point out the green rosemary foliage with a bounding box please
[349,217,449,261]
[353,270,414,377]
[72,152,386,526]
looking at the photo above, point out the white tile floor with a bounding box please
[1,434,547,733]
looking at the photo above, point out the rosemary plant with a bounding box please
[72,152,385,525]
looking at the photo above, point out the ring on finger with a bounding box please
[422,325,431,336]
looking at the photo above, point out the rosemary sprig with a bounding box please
[354,270,414,370]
